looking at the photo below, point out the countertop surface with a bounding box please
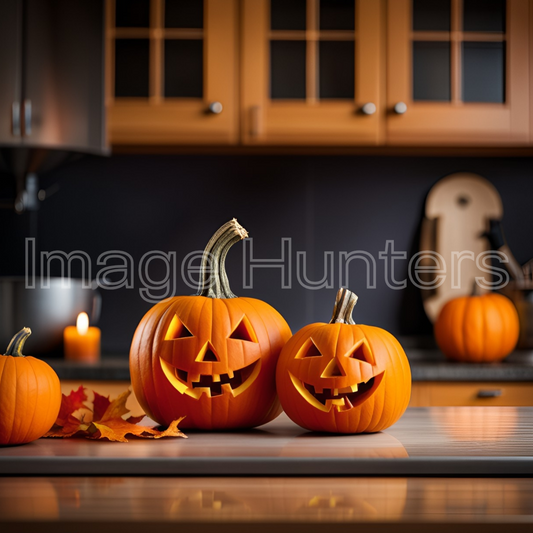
[47,349,533,382]
[1,407,532,476]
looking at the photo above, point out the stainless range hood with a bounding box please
[0,0,107,211]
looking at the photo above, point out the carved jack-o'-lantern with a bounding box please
[276,289,411,433]
[130,219,291,430]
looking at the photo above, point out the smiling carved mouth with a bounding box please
[160,358,261,399]
[289,371,384,412]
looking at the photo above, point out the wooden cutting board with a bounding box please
[421,173,503,323]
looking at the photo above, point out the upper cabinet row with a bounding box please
[106,0,531,147]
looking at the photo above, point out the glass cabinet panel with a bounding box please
[412,42,450,101]
[270,0,306,30]
[462,42,505,102]
[111,0,205,99]
[115,0,150,27]
[412,0,450,31]
[114,39,150,97]
[270,41,306,99]
[319,40,355,98]
[164,40,203,97]
[269,0,356,101]
[463,0,505,32]
[410,0,506,103]
[165,0,203,28]
[319,0,355,30]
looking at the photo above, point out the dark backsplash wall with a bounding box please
[2,154,533,353]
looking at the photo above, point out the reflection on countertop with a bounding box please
[1,476,533,530]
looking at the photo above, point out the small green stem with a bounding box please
[329,289,358,325]
[4,327,31,357]
[196,219,248,299]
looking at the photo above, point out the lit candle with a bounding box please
[64,312,101,363]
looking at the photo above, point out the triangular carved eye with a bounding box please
[229,316,258,343]
[165,315,193,340]
[296,339,323,359]
[347,341,373,364]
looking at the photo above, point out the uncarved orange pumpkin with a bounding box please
[434,292,519,363]
[130,219,292,430]
[276,289,411,434]
[0,328,61,445]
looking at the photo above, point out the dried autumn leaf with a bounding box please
[91,418,185,443]
[55,386,89,426]
[93,390,111,422]
[45,387,186,442]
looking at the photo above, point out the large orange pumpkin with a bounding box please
[0,328,61,445]
[130,219,292,429]
[434,291,519,362]
[276,289,411,434]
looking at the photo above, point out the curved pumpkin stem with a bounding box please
[329,289,358,325]
[4,327,31,357]
[196,219,249,299]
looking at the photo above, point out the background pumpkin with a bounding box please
[276,289,411,434]
[130,219,292,430]
[0,328,61,445]
[434,291,519,363]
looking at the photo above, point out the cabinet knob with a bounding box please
[207,101,223,114]
[360,103,376,115]
[393,102,407,114]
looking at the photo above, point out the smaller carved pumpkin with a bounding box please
[434,291,519,363]
[0,328,61,445]
[276,289,411,434]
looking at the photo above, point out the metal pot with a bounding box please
[0,277,101,356]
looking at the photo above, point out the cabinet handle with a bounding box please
[393,102,407,114]
[12,102,21,137]
[23,99,32,136]
[250,105,262,137]
[477,389,502,399]
[207,101,223,114]
[360,103,377,115]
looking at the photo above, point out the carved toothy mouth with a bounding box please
[160,358,261,399]
[289,371,385,412]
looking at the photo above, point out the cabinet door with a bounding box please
[24,0,107,153]
[107,0,238,145]
[0,0,22,147]
[242,0,382,145]
[387,0,529,145]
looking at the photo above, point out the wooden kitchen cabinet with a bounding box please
[410,382,533,406]
[386,0,530,146]
[107,0,532,148]
[240,0,383,145]
[106,0,238,145]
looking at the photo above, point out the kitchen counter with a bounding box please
[1,407,532,476]
[45,349,533,382]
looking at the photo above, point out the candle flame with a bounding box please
[77,312,89,335]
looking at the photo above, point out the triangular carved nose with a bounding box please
[195,342,220,362]
[321,358,345,378]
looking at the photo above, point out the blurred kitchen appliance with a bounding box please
[420,173,503,322]
[0,0,107,210]
[0,277,101,355]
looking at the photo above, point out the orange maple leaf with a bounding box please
[45,388,186,442]
[55,386,89,426]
